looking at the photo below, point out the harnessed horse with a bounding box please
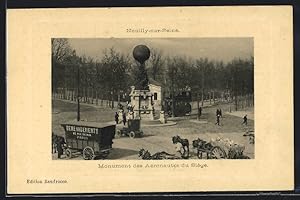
[192,138,214,158]
[172,135,189,159]
[138,149,180,160]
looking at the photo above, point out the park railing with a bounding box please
[52,88,127,109]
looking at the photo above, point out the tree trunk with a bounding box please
[85,88,88,103]
[88,88,91,104]
[235,95,238,111]
[172,87,175,118]
[201,68,205,107]
[197,92,200,120]
[72,89,75,101]
[117,90,120,106]
[92,88,94,104]
[63,85,66,99]
[95,90,98,105]
[201,90,204,106]
[89,88,93,104]
[91,88,93,104]
[111,90,114,109]
[86,88,89,103]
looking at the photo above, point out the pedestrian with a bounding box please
[215,114,221,126]
[52,132,57,154]
[56,136,66,159]
[122,112,127,126]
[127,102,131,112]
[242,114,248,125]
[219,109,222,118]
[216,109,219,116]
[115,112,119,124]
[198,107,202,119]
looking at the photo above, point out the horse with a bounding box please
[138,149,152,160]
[243,131,255,144]
[138,149,180,160]
[172,135,189,159]
[192,138,213,150]
[192,138,214,159]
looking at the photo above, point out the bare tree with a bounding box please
[51,39,72,95]
[51,38,72,62]
[147,48,165,82]
[100,47,132,108]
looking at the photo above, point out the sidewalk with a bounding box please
[54,97,221,111]
[226,111,254,120]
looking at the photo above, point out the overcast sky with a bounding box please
[68,38,253,63]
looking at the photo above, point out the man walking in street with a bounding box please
[56,136,66,159]
[242,114,248,125]
[216,109,219,117]
[122,112,127,126]
[215,114,221,126]
[115,112,119,124]
[198,107,202,119]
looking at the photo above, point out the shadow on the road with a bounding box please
[114,134,155,139]
[106,148,140,159]
[140,134,155,138]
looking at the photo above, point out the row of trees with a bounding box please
[52,38,254,111]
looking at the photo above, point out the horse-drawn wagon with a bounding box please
[61,121,116,160]
[192,137,250,159]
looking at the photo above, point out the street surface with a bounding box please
[52,99,254,160]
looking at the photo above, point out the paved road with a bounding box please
[53,126,254,160]
[52,99,254,160]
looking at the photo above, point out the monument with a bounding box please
[130,45,155,120]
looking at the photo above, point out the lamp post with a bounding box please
[77,63,81,121]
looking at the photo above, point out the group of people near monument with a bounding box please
[114,102,249,127]
[114,102,135,125]
[115,111,127,125]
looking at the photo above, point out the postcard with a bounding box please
[7,6,293,194]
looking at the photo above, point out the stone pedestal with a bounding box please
[129,88,155,120]
[127,111,134,120]
[159,111,167,124]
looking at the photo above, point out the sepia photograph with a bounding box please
[52,38,254,160]
[7,6,293,193]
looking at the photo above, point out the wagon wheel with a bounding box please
[139,131,144,137]
[129,131,136,139]
[115,130,122,138]
[197,149,204,159]
[210,146,227,159]
[65,148,72,159]
[83,146,95,160]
